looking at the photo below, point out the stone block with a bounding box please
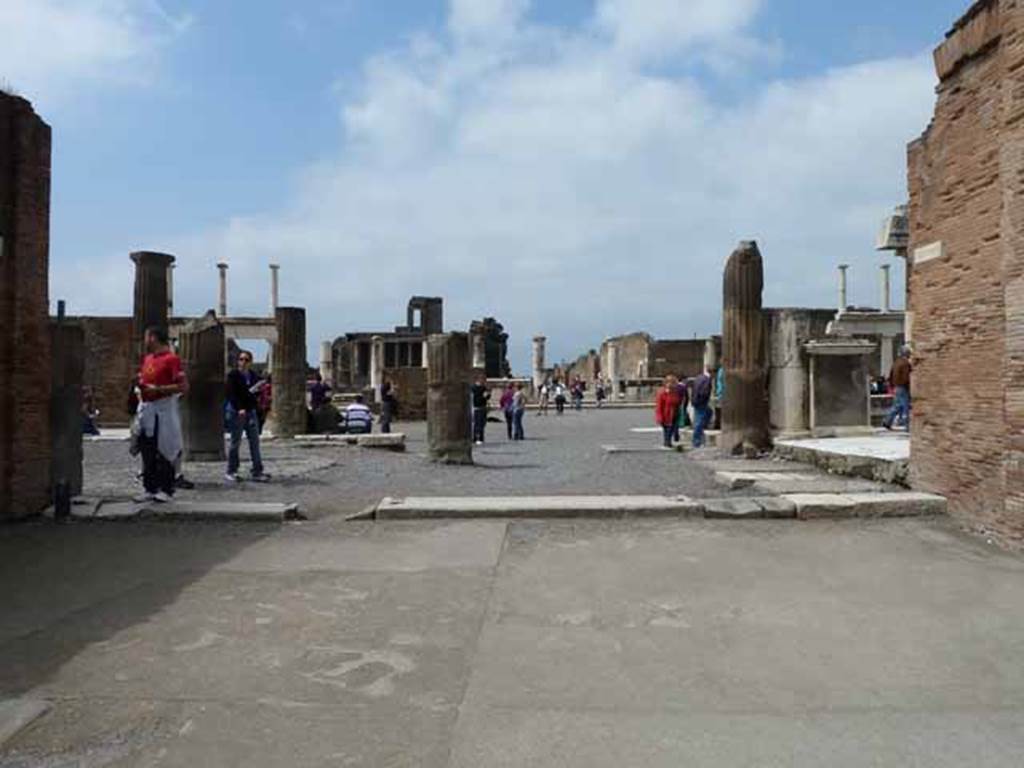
[784,493,858,520]
[356,433,406,451]
[702,498,764,519]
[754,497,798,519]
[843,492,947,519]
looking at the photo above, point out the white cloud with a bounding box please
[58,1,935,371]
[449,0,530,40]
[0,0,190,105]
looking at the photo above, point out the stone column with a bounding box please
[421,339,429,369]
[532,336,546,389]
[179,313,226,461]
[131,250,174,359]
[319,340,333,384]
[427,332,473,464]
[880,263,892,312]
[167,263,175,318]
[0,95,53,519]
[269,307,307,438]
[766,309,811,437]
[703,337,718,373]
[838,263,849,312]
[370,335,385,403]
[879,335,895,379]
[472,333,486,371]
[269,263,280,312]
[606,342,620,399]
[217,262,228,317]
[50,312,84,498]
[722,241,771,455]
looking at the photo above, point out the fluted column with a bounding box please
[427,332,473,464]
[721,241,770,455]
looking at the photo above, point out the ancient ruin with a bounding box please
[0,94,54,519]
[179,312,226,461]
[426,332,473,464]
[907,0,1024,538]
[269,307,308,439]
[721,241,771,455]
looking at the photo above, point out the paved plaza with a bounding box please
[2,410,1024,766]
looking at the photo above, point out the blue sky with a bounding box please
[3,0,969,371]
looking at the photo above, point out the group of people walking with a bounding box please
[473,376,527,443]
[655,368,716,449]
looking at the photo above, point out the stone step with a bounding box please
[69,500,301,522]
[784,492,946,520]
[375,495,704,520]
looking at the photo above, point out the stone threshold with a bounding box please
[49,498,302,522]
[366,492,946,521]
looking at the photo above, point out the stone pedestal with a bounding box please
[532,336,546,390]
[50,319,84,497]
[427,332,473,465]
[721,241,771,455]
[0,95,53,519]
[179,312,226,461]
[804,339,876,437]
[131,251,174,358]
[269,307,307,439]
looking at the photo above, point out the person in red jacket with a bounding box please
[655,375,682,448]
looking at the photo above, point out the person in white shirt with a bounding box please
[344,395,374,434]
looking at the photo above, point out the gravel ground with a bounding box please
[83,409,738,517]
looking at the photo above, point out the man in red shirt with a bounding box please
[655,375,682,449]
[135,326,188,502]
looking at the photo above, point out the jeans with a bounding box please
[662,425,675,448]
[473,408,488,443]
[884,386,911,429]
[692,405,712,448]
[505,411,514,439]
[228,409,264,476]
[513,409,525,440]
[140,415,175,495]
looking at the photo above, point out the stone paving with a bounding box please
[3,513,1024,766]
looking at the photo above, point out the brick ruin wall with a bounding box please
[651,340,706,379]
[908,0,1024,541]
[79,316,135,426]
[0,95,52,519]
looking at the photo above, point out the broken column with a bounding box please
[269,263,280,312]
[319,340,333,384]
[179,312,226,461]
[427,332,473,464]
[217,262,228,317]
[838,263,849,312]
[471,333,486,371]
[606,341,620,399]
[50,307,85,500]
[532,336,546,390]
[269,307,307,438]
[131,250,174,358]
[370,335,384,402]
[0,95,53,518]
[721,241,771,455]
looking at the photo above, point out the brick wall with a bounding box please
[79,316,135,426]
[0,94,52,519]
[908,0,1024,541]
[651,340,706,379]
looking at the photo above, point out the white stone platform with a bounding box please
[774,431,910,485]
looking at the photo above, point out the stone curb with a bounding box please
[0,699,51,750]
[367,491,946,521]
[293,433,406,451]
[60,499,302,522]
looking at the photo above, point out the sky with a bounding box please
[1,0,969,372]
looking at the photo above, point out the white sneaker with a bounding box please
[225,473,241,483]
[133,492,155,503]
[153,491,173,503]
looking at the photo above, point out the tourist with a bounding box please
[672,374,690,444]
[538,381,550,415]
[554,381,567,415]
[655,375,682,448]
[512,382,527,440]
[714,364,725,429]
[471,374,491,444]
[595,380,607,408]
[135,326,187,502]
[380,380,398,434]
[344,394,374,434]
[691,367,714,448]
[883,346,913,431]
[82,386,100,436]
[308,371,332,410]
[225,350,271,483]
[572,378,585,411]
[499,382,516,440]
